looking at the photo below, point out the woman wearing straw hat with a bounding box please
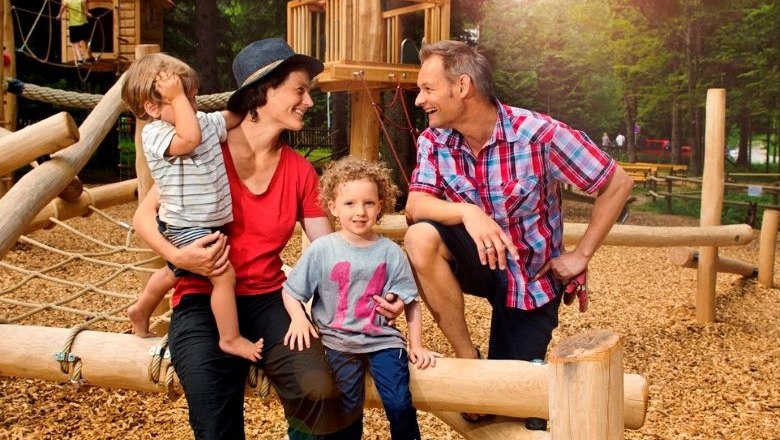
[134,38,404,440]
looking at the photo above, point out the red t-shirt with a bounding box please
[171,143,325,307]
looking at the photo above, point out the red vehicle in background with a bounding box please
[639,138,691,161]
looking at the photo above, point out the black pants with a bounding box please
[169,292,341,440]
[422,221,562,361]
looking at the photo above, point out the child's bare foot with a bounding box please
[220,337,264,362]
[127,304,156,338]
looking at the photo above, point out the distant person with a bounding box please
[615,133,625,148]
[601,132,611,149]
[283,157,440,440]
[56,0,94,65]
[121,52,263,362]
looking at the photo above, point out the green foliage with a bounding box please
[634,183,777,225]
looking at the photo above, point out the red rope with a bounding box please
[356,73,414,186]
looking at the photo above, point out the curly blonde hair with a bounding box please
[319,156,400,223]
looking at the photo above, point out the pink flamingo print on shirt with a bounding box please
[329,261,388,335]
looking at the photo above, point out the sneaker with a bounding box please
[75,58,84,66]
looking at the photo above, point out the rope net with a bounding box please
[0,202,169,333]
[0,199,273,399]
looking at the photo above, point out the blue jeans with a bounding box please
[324,348,420,440]
[169,292,340,440]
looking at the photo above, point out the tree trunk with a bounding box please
[331,92,349,160]
[736,110,750,168]
[196,0,219,94]
[671,99,682,165]
[686,17,703,176]
[625,97,637,163]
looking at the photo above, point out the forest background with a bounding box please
[10,0,780,178]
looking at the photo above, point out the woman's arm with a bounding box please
[133,185,229,276]
[300,216,333,242]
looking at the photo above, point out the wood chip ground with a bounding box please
[1,200,778,439]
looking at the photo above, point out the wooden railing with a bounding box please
[287,0,449,64]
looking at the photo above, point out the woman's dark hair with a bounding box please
[227,60,314,122]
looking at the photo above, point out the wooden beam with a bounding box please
[0,325,648,431]
[374,215,753,247]
[668,247,757,277]
[0,112,80,177]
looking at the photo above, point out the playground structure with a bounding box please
[0,1,777,438]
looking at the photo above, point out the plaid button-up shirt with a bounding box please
[409,101,616,310]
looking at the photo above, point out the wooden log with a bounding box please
[364,348,648,430]
[374,214,753,247]
[698,88,726,323]
[0,112,80,177]
[24,179,138,234]
[758,209,779,287]
[549,330,624,440]
[0,325,648,430]
[132,44,159,204]
[0,71,128,258]
[668,247,757,277]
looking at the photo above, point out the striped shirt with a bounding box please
[142,111,232,228]
[409,101,616,310]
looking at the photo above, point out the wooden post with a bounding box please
[758,209,779,287]
[132,44,160,204]
[669,247,757,277]
[349,88,381,160]
[348,0,381,160]
[0,0,18,197]
[697,89,726,323]
[549,330,625,440]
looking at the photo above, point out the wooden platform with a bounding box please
[315,60,419,92]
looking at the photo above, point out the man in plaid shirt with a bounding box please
[404,40,633,379]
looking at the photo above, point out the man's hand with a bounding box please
[373,293,404,326]
[533,251,588,284]
[461,204,519,270]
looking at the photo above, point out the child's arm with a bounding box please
[56,3,66,20]
[221,110,242,130]
[405,299,440,369]
[282,290,319,351]
[155,71,202,156]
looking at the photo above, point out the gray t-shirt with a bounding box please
[283,233,418,354]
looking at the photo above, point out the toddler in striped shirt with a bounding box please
[121,53,263,362]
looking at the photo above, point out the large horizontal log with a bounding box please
[0,112,79,177]
[0,325,647,429]
[376,215,753,247]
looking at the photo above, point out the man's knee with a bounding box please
[404,223,442,268]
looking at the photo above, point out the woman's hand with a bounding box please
[284,318,319,351]
[171,232,230,277]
